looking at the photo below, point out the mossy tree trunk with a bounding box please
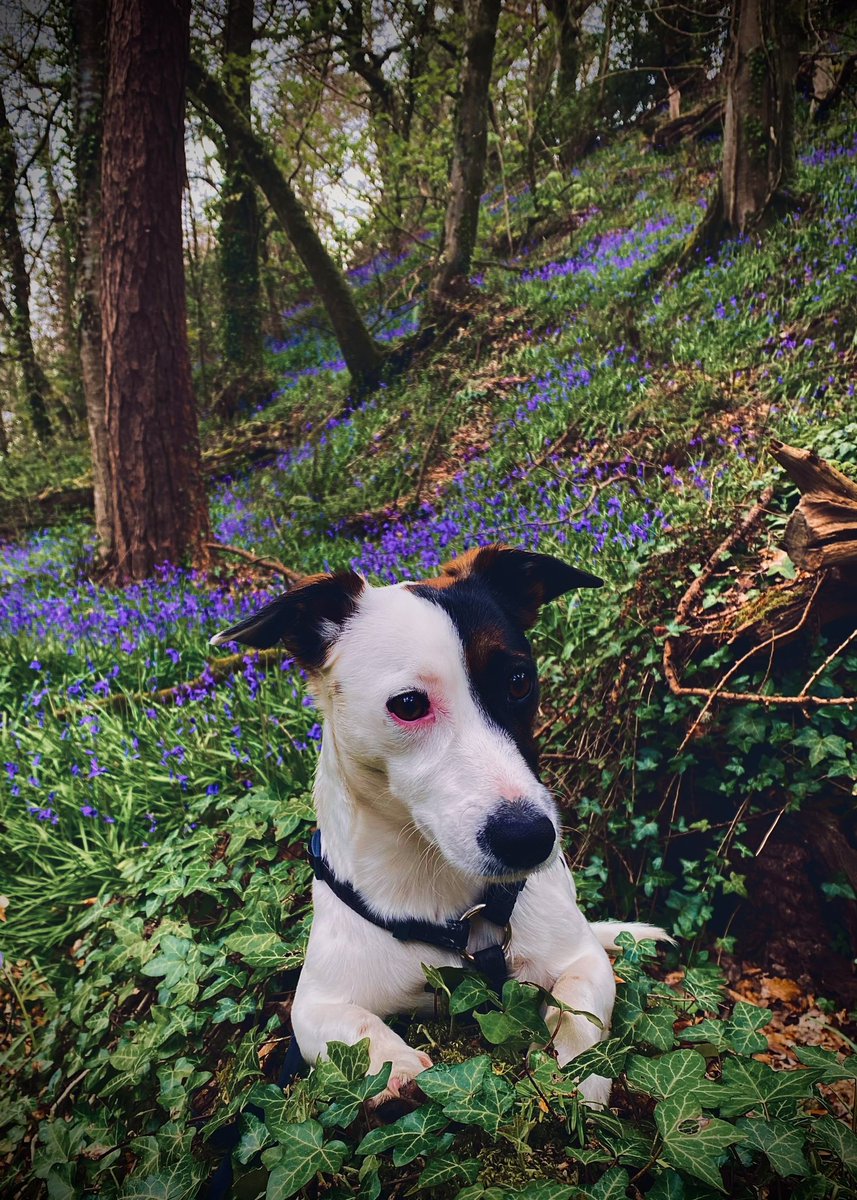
[684,0,806,260]
[0,89,55,443]
[72,0,114,564]
[188,59,384,395]
[218,0,263,415]
[427,0,501,308]
[544,0,594,169]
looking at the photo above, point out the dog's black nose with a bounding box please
[479,802,556,872]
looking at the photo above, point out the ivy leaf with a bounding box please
[680,966,727,1012]
[626,1050,721,1106]
[813,1116,857,1177]
[417,1152,481,1189]
[264,1121,348,1199]
[737,1117,809,1178]
[516,1184,574,1200]
[420,1058,514,1133]
[117,1160,200,1199]
[474,980,550,1048]
[794,1046,857,1081]
[449,974,497,1014]
[318,1063,392,1129]
[645,1169,685,1199]
[726,1003,772,1054]
[236,1112,271,1165]
[587,1168,631,1199]
[224,912,299,970]
[656,1096,738,1192]
[565,1037,629,1080]
[211,994,258,1025]
[718,1058,822,1119]
[356,1103,451,1166]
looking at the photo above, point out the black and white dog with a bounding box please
[212,545,668,1106]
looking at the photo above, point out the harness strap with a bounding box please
[308,829,525,961]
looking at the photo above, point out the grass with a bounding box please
[1,119,857,1198]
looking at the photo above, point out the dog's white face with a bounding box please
[212,545,602,883]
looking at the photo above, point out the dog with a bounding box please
[212,544,669,1107]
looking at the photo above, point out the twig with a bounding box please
[675,573,825,752]
[206,542,303,584]
[799,626,857,698]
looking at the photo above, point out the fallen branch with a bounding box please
[206,542,303,584]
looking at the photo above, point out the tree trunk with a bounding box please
[0,89,54,442]
[187,59,384,393]
[682,0,806,260]
[101,0,209,580]
[218,0,263,410]
[544,0,593,169]
[41,149,83,428]
[428,0,502,305]
[72,0,114,564]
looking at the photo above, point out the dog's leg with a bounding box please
[543,947,616,1108]
[291,993,432,1101]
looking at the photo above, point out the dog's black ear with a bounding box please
[444,544,602,629]
[209,571,364,669]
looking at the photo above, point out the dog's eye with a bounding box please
[508,671,533,701]
[386,690,431,722]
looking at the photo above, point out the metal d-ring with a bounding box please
[458,903,512,962]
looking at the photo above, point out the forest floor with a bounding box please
[2,122,857,1198]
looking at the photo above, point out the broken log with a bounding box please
[769,439,857,572]
[651,99,724,151]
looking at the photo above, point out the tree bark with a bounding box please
[187,58,384,393]
[218,0,263,407]
[682,0,806,260]
[72,0,114,563]
[41,148,83,427]
[544,0,593,169]
[428,0,502,305]
[0,88,54,442]
[101,0,209,580]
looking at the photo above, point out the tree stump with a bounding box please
[769,439,857,573]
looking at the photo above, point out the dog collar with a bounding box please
[307,829,525,986]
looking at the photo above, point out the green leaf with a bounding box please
[318,1062,392,1129]
[794,1045,857,1081]
[417,1153,481,1189]
[450,974,498,1014]
[645,1169,685,1199]
[473,979,550,1048]
[813,1116,857,1177]
[264,1121,348,1199]
[565,1037,628,1079]
[737,1117,809,1178]
[356,1103,451,1166]
[626,1050,720,1106]
[418,1056,513,1133]
[718,1057,821,1119]
[117,1160,200,1199]
[682,1003,771,1056]
[516,1185,574,1200]
[587,1167,631,1199]
[236,1112,271,1165]
[656,1098,738,1192]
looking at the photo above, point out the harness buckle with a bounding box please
[458,902,512,962]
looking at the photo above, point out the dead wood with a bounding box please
[651,99,724,151]
[206,541,303,584]
[769,438,857,572]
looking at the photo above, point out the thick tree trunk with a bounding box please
[187,59,384,393]
[683,0,805,260]
[0,89,54,442]
[428,0,502,305]
[218,0,263,409]
[72,0,114,564]
[101,0,209,580]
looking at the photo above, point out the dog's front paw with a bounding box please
[577,1072,611,1109]
[368,1046,433,1112]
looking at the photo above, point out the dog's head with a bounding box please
[212,546,602,882]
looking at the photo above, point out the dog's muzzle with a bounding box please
[478,800,556,873]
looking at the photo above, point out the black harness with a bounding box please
[308,829,526,995]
